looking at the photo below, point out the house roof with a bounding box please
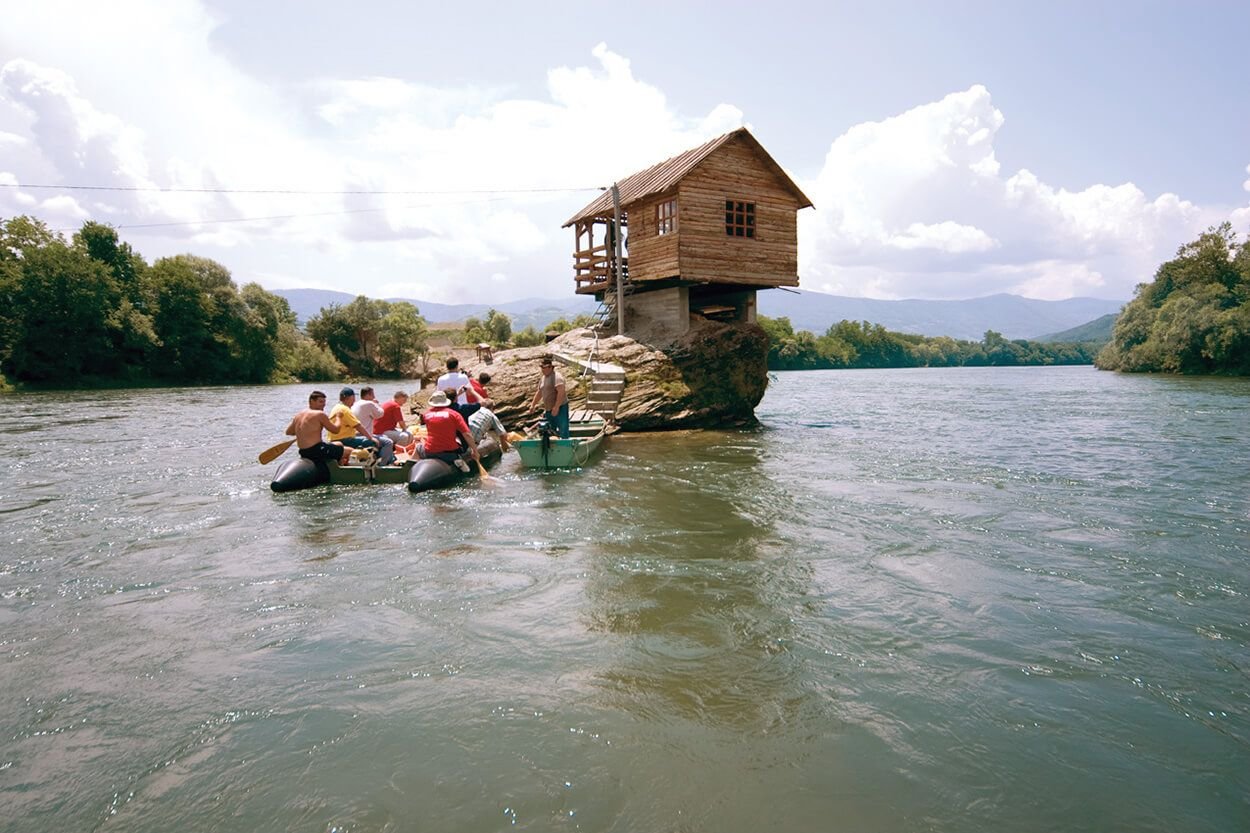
[562,127,814,227]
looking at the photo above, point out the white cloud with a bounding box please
[798,85,1228,300]
[889,221,997,253]
[0,2,1243,304]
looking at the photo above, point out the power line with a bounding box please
[2,181,599,196]
[49,196,518,233]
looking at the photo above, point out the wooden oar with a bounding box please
[258,439,295,465]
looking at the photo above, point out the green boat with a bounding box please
[515,414,607,469]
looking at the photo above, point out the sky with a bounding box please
[1,0,1247,304]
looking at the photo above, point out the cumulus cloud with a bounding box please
[798,85,1229,300]
[0,3,746,301]
[0,1,1244,304]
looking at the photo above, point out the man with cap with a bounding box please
[417,389,480,472]
[326,387,385,459]
[529,356,569,439]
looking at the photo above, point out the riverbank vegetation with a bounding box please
[0,216,347,386]
[1096,224,1249,375]
[0,215,444,387]
[759,317,1099,370]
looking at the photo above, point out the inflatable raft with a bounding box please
[270,437,501,493]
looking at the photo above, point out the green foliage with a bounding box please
[544,314,595,335]
[377,301,429,373]
[462,308,513,346]
[1097,223,1250,375]
[0,214,315,387]
[512,325,546,347]
[306,295,428,376]
[758,315,1099,371]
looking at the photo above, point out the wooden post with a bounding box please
[611,183,625,335]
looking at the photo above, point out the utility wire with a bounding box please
[2,182,599,196]
[49,196,517,233]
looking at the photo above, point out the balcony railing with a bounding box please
[573,244,628,293]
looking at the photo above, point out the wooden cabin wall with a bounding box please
[622,190,681,283]
[675,135,801,287]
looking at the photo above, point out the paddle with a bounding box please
[258,439,295,465]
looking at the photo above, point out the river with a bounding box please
[1,366,1247,832]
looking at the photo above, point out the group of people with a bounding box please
[283,354,570,471]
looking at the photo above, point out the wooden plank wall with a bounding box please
[676,134,800,286]
[622,190,681,282]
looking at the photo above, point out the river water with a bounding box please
[1,366,1247,832]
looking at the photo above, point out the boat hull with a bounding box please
[271,438,499,493]
[407,437,502,493]
[271,457,415,492]
[514,417,606,469]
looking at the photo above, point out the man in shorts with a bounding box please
[285,390,350,465]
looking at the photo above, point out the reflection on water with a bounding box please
[582,434,813,733]
[0,368,1247,832]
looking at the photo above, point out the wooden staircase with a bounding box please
[552,353,626,424]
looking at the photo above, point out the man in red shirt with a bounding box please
[417,390,479,472]
[470,372,493,407]
[374,390,413,447]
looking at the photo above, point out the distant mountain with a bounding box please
[273,288,595,331]
[272,287,1126,342]
[1034,313,1118,344]
[756,291,1126,341]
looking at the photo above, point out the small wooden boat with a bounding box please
[514,414,607,469]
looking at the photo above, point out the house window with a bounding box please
[656,199,677,235]
[725,200,755,238]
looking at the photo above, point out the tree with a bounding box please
[1098,224,1250,374]
[4,240,122,382]
[376,301,428,374]
[307,296,428,376]
[512,325,545,347]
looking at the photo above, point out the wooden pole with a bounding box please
[611,183,625,335]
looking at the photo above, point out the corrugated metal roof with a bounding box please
[562,128,813,227]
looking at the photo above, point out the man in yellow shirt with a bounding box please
[327,387,383,457]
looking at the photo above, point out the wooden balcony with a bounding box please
[573,244,629,294]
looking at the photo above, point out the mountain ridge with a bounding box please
[271,287,1126,342]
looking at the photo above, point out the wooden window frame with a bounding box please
[656,198,677,235]
[724,199,756,239]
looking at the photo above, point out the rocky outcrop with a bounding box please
[414,318,769,432]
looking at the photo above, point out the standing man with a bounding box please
[285,390,350,466]
[374,390,413,448]
[436,357,473,406]
[351,386,395,465]
[327,387,384,460]
[529,356,569,439]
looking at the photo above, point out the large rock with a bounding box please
[416,318,769,432]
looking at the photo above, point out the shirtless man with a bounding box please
[285,390,350,465]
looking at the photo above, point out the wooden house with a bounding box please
[564,127,813,339]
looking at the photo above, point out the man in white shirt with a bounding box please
[436,357,473,405]
[350,386,395,465]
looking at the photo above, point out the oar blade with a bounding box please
[258,439,295,465]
